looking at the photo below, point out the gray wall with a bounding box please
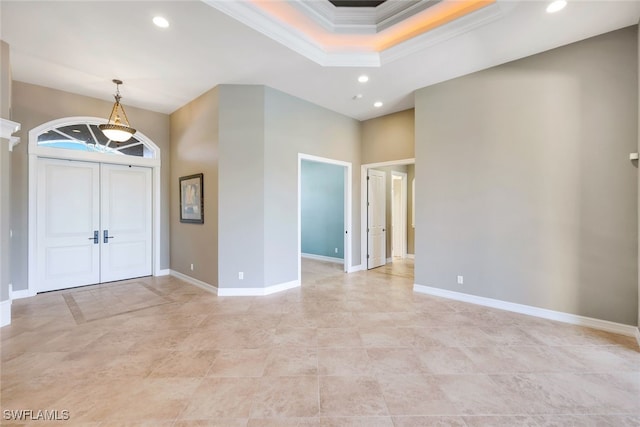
[1,40,10,120]
[218,85,266,289]
[170,87,219,285]
[415,26,638,325]
[301,160,345,259]
[0,41,10,304]
[263,86,361,286]
[361,109,414,164]
[10,82,171,291]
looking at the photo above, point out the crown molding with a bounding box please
[291,0,441,34]
[203,0,502,67]
[203,0,329,65]
[381,1,508,65]
[376,0,441,32]
[0,118,21,151]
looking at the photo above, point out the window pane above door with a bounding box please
[37,123,153,158]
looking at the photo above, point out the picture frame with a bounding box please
[179,173,204,224]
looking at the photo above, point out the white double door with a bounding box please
[37,158,152,292]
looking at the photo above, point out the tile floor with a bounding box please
[1,259,639,426]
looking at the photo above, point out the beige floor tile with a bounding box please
[317,328,363,347]
[435,374,515,415]
[179,378,258,419]
[319,376,388,416]
[377,375,457,416]
[147,350,218,377]
[462,415,540,426]
[2,258,638,425]
[174,419,248,427]
[317,348,372,376]
[392,416,467,427]
[320,417,394,427]
[263,347,317,376]
[273,327,318,347]
[250,376,319,418]
[207,349,269,377]
[247,418,320,427]
[366,347,426,376]
[415,346,478,374]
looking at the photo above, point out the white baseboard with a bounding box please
[406,254,415,259]
[218,280,300,296]
[635,327,640,348]
[0,299,11,327]
[301,253,344,264]
[11,287,36,300]
[170,270,217,295]
[156,269,170,276]
[386,257,393,263]
[413,284,637,337]
[348,264,364,273]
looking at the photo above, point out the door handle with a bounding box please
[103,230,115,243]
[88,230,98,244]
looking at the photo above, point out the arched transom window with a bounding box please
[36,120,156,158]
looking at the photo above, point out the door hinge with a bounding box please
[367,176,370,180]
[367,254,370,259]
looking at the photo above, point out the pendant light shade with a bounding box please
[99,79,136,142]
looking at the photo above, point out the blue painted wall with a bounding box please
[301,160,344,259]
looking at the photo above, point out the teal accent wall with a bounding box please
[301,160,344,259]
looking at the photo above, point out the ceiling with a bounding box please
[1,1,638,121]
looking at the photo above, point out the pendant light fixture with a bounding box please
[99,79,136,142]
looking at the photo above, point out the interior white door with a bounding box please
[367,169,386,269]
[100,164,152,283]
[37,158,100,292]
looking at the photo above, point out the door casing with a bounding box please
[27,117,162,297]
[297,153,353,281]
[360,158,415,271]
[391,171,408,259]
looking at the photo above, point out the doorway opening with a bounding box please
[298,154,352,283]
[361,159,415,273]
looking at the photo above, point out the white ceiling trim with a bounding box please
[203,0,380,67]
[203,0,506,67]
[290,0,443,34]
[381,1,511,65]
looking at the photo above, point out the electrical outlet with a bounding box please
[239,272,244,280]
[190,263,194,271]
[457,275,464,285]
[335,248,338,254]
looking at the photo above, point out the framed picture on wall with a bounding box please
[180,173,204,224]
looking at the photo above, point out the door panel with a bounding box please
[367,169,386,269]
[100,164,152,283]
[37,159,100,291]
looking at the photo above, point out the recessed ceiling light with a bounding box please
[546,0,567,13]
[153,16,170,28]
[373,101,383,108]
[358,75,369,83]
